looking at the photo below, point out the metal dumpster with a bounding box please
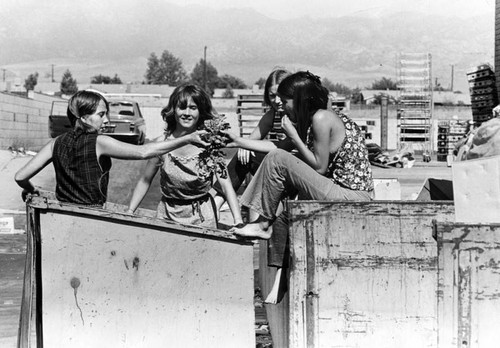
[263,200,454,348]
[18,195,255,348]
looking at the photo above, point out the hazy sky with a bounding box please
[2,0,494,21]
[166,0,494,20]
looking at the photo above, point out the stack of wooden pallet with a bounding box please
[436,120,470,162]
[467,63,499,126]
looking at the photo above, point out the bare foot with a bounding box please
[231,222,272,240]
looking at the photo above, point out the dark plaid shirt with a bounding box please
[53,130,111,205]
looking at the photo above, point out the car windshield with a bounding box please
[109,102,135,117]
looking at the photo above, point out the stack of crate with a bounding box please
[467,64,498,126]
[436,120,470,162]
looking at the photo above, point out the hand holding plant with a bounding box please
[197,114,231,179]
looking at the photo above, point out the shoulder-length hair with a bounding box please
[67,90,109,133]
[161,84,214,133]
[263,68,291,107]
[277,71,329,141]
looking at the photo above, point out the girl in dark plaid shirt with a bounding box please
[15,90,210,206]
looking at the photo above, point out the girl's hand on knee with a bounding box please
[238,149,254,165]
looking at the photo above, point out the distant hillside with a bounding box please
[0,0,494,92]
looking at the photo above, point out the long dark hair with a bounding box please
[67,90,109,132]
[277,71,329,141]
[263,68,291,107]
[161,84,214,132]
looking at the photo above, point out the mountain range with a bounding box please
[0,0,494,92]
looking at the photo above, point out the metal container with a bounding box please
[265,200,454,348]
[18,195,255,348]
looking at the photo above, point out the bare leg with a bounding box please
[264,267,282,304]
[231,216,272,239]
[248,208,259,222]
[212,193,225,220]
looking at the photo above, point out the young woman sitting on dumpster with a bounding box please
[227,71,374,240]
[127,84,243,229]
[212,68,292,217]
[15,90,210,206]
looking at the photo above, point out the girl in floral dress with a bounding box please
[127,84,242,228]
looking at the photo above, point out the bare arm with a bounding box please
[127,156,161,213]
[15,140,55,200]
[216,174,243,226]
[283,110,341,174]
[96,131,210,160]
[224,131,277,153]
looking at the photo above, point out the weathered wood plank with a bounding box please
[435,222,500,348]
[288,201,454,348]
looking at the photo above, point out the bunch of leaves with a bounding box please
[197,114,231,180]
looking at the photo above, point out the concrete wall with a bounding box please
[0,92,64,150]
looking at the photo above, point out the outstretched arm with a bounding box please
[224,131,277,153]
[216,174,243,226]
[96,131,210,160]
[15,140,55,200]
[127,156,160,213]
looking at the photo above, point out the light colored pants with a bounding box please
[240,149,373,221]
[240,149,373,268]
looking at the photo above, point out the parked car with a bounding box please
[48,99,146,145]
[48,100,72,138]
[104,100,146,145]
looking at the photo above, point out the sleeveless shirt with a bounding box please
[307,111,374,191]
[52,130,111,205]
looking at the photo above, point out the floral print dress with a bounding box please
[307,111,374,192]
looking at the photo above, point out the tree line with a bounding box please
[22,49,253,96]
[22,48,418,102]
[144,50,248,96]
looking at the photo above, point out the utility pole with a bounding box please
[450,64,454,91]
[51,64,55,82]
[203,46,207,91]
